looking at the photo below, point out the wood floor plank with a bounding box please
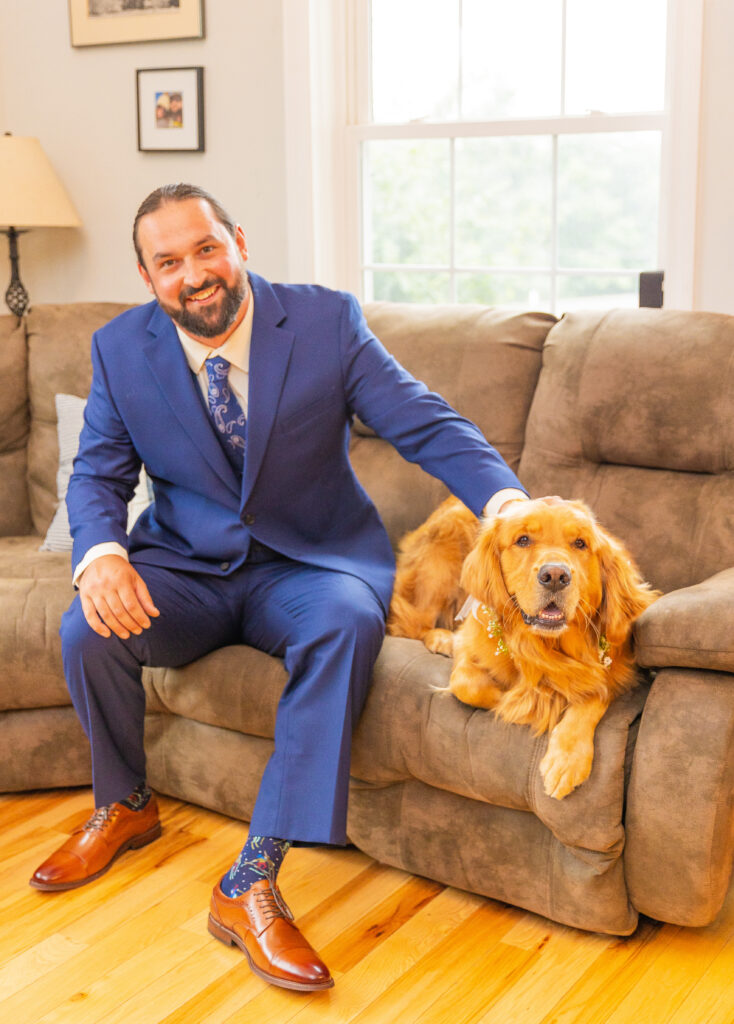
[534,917,664,1024]
[0,933,88,1002]
[2,790,733,1024]
[665,929,734,1024]
[35,928,214,1024]
[471,921,612,1024]
[2,881,211,1022]
[602,880,734,1024]
[227,887,489,1024]
[74,942,239,1024]
[346,901,527,1024]
[0,827,210,960]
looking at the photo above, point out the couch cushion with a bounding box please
[354,303,555,547]
[0,540,75,710]
[352,637,647,852]
[635,567,734,672]
[0,535,69,579]
[0,314,31,535]
[348,636,645,935]
[143,645,288,733]
[519,309,734,593]
[25,303,135,535]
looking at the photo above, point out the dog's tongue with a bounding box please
[539,603,564,622]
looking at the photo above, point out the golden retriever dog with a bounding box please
[387,496,659,799]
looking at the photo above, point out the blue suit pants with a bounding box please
[60,552,386,846]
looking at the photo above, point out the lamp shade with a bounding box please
[0,136,81,229]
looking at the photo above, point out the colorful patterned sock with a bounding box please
[220,834,292,899]
[119,782,152,811]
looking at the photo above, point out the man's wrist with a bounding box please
[73,542,129,588]
[482,488,529,519]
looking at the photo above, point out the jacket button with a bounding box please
[244,514,256,526]
[220,561,230,571]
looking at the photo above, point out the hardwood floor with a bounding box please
[1,789,732,1024]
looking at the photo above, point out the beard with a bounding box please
[158,269,248,339]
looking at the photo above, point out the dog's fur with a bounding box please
[387,496,660,799]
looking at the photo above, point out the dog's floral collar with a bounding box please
[598,634,612,667]
[455,596,508,656]
[456,596,612,666]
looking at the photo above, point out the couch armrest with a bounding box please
[625,667,734,926]
[634,568,734,673]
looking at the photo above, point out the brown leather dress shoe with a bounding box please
[29,796,161,891]
[208,878,334,992]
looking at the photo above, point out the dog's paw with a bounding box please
[423,628,455,657]
[539,733,594,800]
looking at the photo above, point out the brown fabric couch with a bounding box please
[1,300,732,936]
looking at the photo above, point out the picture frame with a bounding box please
[69,0,204,48]
[136,67,205,153]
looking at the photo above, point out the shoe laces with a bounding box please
[254,884,295,922]
[83,804,119,832]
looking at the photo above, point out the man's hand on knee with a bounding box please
[78,554,160,640]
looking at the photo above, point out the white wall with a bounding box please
[0,0,288,306]
[694,0,734,314]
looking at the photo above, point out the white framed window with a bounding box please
[283,0,703,312]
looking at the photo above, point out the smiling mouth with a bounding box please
[186,284,220,305]
[519,602,567,631]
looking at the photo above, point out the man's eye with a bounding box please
[573,538,587,550]
[515,535,531,547]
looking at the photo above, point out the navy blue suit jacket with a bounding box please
[67,273,525,613]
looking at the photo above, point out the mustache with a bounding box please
[178,277,226,302]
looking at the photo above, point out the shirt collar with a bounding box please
[174,280,254,375]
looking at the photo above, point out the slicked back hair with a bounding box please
[133,183,237,267]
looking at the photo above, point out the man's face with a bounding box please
[136,197,249,346]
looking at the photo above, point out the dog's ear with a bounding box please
[460,518,510,610]
[595,523,658,646]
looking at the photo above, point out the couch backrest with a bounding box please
[26,303,133,536]
[0,314,31,535]
[355,302,556,547]
[518,309,734,593]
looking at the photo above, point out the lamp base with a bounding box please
[1,227,29,318]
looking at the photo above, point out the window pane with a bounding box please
[367,270,452,304]
[363,140,450,266]
[457,272,551,311]
[557,132,661,269]
[557,274,639,313]
[462,0,563,119]
[371,0,459,122]
[455,137,553,267]
[565,0,667,114]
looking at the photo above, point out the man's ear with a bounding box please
[137,262,155,296]
[235,225,248,263]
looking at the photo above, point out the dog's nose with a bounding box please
[537,563,572,591]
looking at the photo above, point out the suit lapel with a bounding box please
[242,273,295,504]
[141,303,241,496]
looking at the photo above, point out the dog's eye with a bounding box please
[515,535,531,547]
[573,538,587,550]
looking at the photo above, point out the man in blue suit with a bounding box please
[30,184,527,990]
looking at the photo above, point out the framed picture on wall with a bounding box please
[69,0,204,48]
[136,66,205,152]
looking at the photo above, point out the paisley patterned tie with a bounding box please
[204,356,247,473]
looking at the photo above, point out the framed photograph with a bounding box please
[136,67,204,152]
[69,0,204,48]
